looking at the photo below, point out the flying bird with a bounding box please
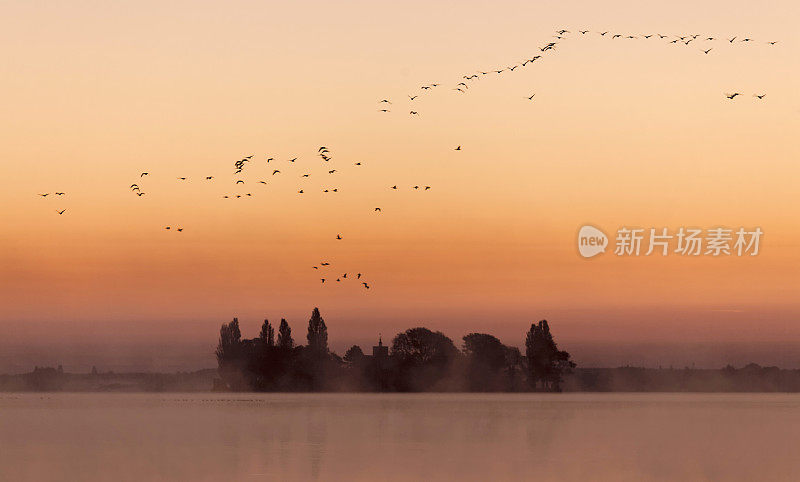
[205,176,214,180]
[272,170,280,175]
[55,192,65,196]
[725,93,741,99]
[702,48,713,54]
[336,234,342,240]
[374,207,381,212]
[455,145,461,150]
[526,93,536,100]
[140,172,149,177]
[754,94,766,99]
[56,209,66,215]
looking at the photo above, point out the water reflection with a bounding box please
[1,393,799,481]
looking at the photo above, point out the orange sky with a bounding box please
[1,0,798,370]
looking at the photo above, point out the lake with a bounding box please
[1,393,798,481]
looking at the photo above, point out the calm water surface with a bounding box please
[1,393,799,481]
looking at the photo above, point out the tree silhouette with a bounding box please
[344,345,365,363]
[463,333,508,391]
[277,318,293,350]
[525,320,574,391]
[392,327,460,391]
[259,319,275,347]
[306,307,329,355]
[215,318,249,390]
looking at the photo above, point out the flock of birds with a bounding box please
[37,27,778,291]
[112,145,438,290]
[374,28,777,117]
[36,192,67,215]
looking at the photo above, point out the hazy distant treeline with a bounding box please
[214,307,574,392]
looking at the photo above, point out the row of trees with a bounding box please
[215,308,575,392]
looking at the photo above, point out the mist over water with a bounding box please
[2,393,799,481]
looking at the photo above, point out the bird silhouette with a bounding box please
[455,145,461,150]
[236,180,244,184]
[140,172,149,177]
[176,228,183,232]
[702,48,713,54]
[362,282,370,289]
[391,185,397,190]
[272,170,280,175]
[328,170,336,174]
[298,189,304,194]
[178,177,187,181]
[527,93,536,100]
[55,192,65,196]
[357,273,361,279]
[409,95,418,100]
[56,209,66,215]
[754,94,766,99]
[136,192,145,196]
[336,234,342,240]
[206,176,214,180]
[374,207,381,212]
[725,93,741,99]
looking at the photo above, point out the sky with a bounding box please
[1,0,798,372]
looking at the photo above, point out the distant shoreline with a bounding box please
[4,364,799,393]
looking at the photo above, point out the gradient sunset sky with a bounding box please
[1,0,798,371]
